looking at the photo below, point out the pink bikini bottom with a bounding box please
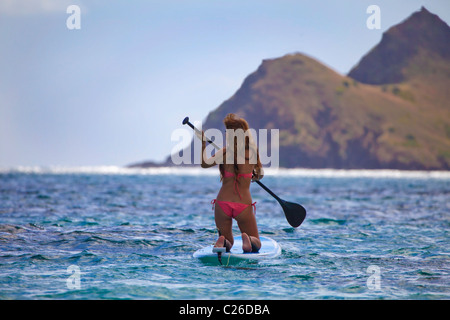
[211,199,256,219]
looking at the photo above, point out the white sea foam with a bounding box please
[0,165,215,176]
[264,168,450,179]
[1,165,449,179]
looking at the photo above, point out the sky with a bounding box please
[0,0,449,167]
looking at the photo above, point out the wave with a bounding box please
[0,165,449,179]
[0,165,214,176]
[268,168,450,179]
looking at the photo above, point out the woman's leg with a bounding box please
[241,233,261,253]
[235,207,261,252]
[214,204,234,250]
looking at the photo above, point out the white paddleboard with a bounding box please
[193,236,281,265]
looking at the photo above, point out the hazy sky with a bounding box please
[1,0,449,167]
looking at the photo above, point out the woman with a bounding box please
[201,113,263,253]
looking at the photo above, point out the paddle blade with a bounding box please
[280,200,307,228]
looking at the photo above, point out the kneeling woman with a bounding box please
[200,113,263,253]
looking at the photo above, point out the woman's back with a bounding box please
[217,163,254,203]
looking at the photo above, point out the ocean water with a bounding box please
[0,167,449,300]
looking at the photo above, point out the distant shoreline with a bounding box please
[1,165,449,179]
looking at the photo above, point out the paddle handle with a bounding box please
[182,117,221,149]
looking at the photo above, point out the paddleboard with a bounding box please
[193,236,281,266]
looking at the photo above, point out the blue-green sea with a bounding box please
[0,167,449,299]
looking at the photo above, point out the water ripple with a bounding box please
[0,171,449,299]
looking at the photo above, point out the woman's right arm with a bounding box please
[201,131,225,168]
[252,166,264,181]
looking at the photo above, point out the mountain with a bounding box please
[130,7,450,170]
[348,7,450,85]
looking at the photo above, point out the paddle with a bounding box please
[182,116,307,228]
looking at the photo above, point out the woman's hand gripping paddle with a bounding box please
[182,116,307,228]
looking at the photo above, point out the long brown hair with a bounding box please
[220,113,262,180]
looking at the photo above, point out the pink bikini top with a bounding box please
[223,169,253,199]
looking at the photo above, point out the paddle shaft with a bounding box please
[253,180,282,203]
[183,119,219,148]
